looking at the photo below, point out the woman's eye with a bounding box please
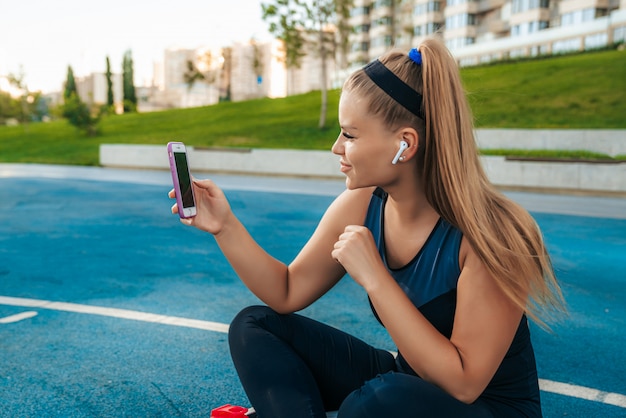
[342,131,355,139]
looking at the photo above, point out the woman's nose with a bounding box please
[331,135,344,155]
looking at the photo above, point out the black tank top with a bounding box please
[364,188,542,417]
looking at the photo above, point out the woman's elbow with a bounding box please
[456,392,480,405]
[449,385,484,405]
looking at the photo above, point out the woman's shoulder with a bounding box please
[335,186,378,205]
[323,186,377,225]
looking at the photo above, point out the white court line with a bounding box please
[1,295,624,409]
[0,295,228,333]
[0,310,38,324]
[539,379,626,408]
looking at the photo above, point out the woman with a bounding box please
[170,37,565,417]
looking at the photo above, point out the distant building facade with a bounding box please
[75,72,123,111]
[348,0,626,67]
[140,37,335,110]
[229,39,285,101]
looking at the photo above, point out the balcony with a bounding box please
[559,0,610,13]
[445,0,480,15]
[510,8,551,25]
[477,0,507,12]
[488,19,510,33]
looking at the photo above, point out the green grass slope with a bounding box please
[0,49,624,166]
[462,49,626,128]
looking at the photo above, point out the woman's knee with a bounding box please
[229,305,272,330]
[228,305,274,351]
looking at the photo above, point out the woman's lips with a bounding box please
[339,160,351,172]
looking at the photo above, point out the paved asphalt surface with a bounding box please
[1,163,625,417]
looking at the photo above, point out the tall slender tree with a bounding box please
[335,0,353,71]
[64,65,78,101]
[105,56,114,109]
[122,50,137,112]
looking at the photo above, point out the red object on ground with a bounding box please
[210,404,249,417]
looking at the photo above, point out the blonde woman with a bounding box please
[170,37,564,417]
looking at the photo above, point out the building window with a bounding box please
[512,20,549,36]
[371,35,394,48]
[414,22,443,36]
[445,13,476,29]
[553,38,580,53]
[373,0,393,8]
[561,8,603,26]
[372,16,394,28]
[414,1,441,15]
[510,48,525,58]
[614,26,626,43]
[512,0,550,13]
[446,37,475,50]
[354,24,371,34]
[350,6,370,17]
[351,42,370,52]
[585,33,608,49]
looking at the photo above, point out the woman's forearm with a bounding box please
[213,215,291,310]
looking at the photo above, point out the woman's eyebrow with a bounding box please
[340,124,359,130]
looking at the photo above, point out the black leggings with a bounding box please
[228,306,494,418]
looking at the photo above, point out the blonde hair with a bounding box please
[344,37,566,327]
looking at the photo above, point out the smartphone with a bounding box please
[167,141,197,218]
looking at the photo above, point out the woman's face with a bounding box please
[332,90,401,190]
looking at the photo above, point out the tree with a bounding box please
[61,65,100,136]
[262,0,306,98]
[0,91,21,124]
[122,50,137,112]
[262,0,353,129]
[105,56,114,109]
[252,41,264,79]
[183,59,206,91]
[63,65,78,100]
[335,0,353,71]
[183,49,222,103]
[219,47,232,102]
[62,93,101,136]
[7,68,30,125]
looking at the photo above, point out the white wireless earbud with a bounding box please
[391,140,409,165]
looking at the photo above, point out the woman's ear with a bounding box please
[397,127,419,162]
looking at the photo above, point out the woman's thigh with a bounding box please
[229,306,397,411]
[338,372,494,418]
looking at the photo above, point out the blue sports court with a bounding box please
[1,163,625,417]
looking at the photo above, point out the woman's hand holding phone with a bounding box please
[169,179,234,235]
[167,141,235,235]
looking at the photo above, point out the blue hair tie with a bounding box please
[408,48,422,65]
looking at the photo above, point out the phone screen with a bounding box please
[174,151,195,208]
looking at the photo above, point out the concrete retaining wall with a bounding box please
[100,142,626,194]
[475,129,626,156]
[481,156,625,193]
[100,145,338,178]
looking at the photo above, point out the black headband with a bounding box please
[363,59,424,119]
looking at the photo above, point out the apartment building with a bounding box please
[348,0,626,66]
[229,39,289,101]
[139,36,336,110]
[75,72,123,111]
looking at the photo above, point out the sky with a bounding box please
[0,0,272,93]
